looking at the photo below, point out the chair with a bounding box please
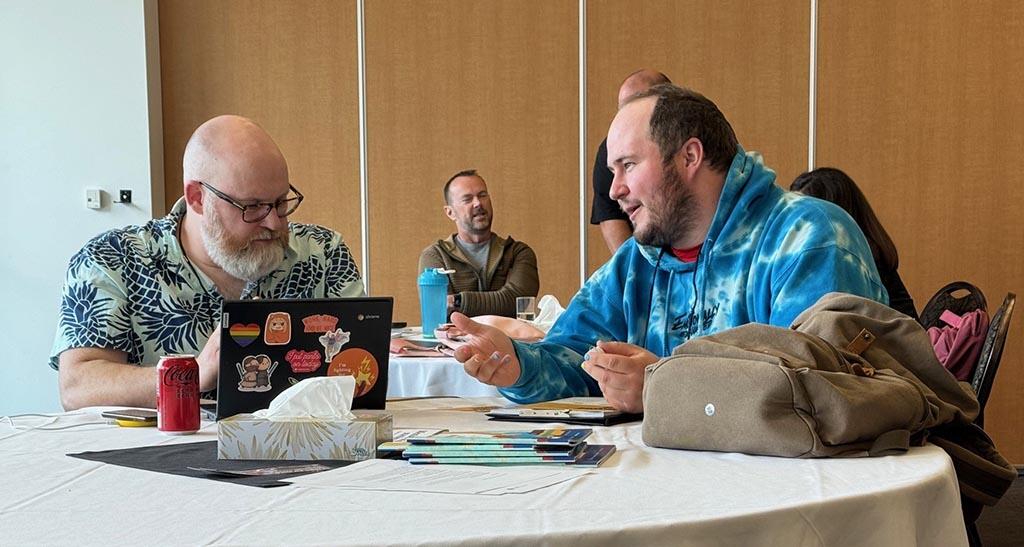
[920,285,1009,547]
[920,281,988,330]
[970,293,1016,427]
[961,292,1016,547]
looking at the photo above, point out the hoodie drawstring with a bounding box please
[641,249,664,350]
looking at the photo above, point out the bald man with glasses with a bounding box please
[52,115,364,410]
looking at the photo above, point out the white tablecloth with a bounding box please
[1,398,967,546]
[387,356,501,398]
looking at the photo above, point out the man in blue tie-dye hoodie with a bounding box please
[452,85,888,412]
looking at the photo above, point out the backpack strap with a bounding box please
[845,328,876,355]
[940,310,964,328]
[867,429,911,456]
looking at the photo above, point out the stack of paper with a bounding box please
[286,458,592,495]
[379,428,616,467]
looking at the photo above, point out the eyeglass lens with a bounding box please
[241,196,301,223]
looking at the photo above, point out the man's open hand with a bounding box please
[450,312,521,387]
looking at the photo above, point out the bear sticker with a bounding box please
[264,312,292,345]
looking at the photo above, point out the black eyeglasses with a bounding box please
[197,181,304,223]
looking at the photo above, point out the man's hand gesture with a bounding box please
[450,312,521,387]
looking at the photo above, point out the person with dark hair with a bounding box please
[591,69,672,253]
[449,84,887,412]
[790,167,917,319]
[418,170,539,318]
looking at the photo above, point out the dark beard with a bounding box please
[464,208,492,233]
[634,162,696,248]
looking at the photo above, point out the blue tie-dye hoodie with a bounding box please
[500,149,888,403]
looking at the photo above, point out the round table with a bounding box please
[388,355,501,398]
[2,397,968,546]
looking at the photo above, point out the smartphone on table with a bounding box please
[101,409,158,427]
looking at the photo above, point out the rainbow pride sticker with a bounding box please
[229,323,261,347]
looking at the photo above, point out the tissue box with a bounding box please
[217,411,392,461]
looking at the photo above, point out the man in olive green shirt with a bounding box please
[418,169,539,318]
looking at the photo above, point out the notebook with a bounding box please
[216,297,393,419]
[485,399,642,426]
[485,407,642,426]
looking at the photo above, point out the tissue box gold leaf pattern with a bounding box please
[266,421,338,452]
[247,436,260,459]
[217,413,392,461]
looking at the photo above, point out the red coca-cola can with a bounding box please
[157,354,200,435]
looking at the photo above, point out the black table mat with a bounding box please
[68,440,353,488]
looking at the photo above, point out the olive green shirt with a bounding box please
[418,234,539,317]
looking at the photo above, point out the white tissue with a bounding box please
[252,376,357,422]
[533,294,566,333]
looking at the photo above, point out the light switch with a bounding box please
[86,188,102,210]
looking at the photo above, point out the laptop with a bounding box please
[216,297,393,419]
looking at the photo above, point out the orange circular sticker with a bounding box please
[326,348,378,397]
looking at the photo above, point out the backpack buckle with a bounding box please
[845,328,876,355]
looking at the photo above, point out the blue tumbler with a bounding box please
[418,268,450,338]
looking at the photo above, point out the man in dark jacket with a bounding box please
[592,69,672,254]
[418,170,539,318]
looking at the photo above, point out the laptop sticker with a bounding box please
[285,349,322,374]
[327,348,378,397]
[236,354,279,392]
[229,323,261,347]
[302,314,339,333]
[264,312,292,345]
[318,328,351,363]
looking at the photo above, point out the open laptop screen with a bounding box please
[216,297,393,419]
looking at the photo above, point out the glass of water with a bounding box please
[516,296,537,321]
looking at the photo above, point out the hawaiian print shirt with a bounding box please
[50,199,364,369]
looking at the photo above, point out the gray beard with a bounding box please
[200,207,287,282]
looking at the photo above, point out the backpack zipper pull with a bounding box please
[851,363,876,377]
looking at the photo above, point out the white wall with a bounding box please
[0,0,162,415]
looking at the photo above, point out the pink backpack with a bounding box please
[928,309,990,381]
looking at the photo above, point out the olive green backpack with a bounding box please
[642,293,1015,506]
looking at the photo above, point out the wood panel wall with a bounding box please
[158,0,362,264]
[817,0,1024,461]
[364,0,580,323]
[585,0,810,272]
[158,1,1023,460]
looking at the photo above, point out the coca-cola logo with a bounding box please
[163,366,199,387]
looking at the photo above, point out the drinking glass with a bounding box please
[516,296,537,321]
